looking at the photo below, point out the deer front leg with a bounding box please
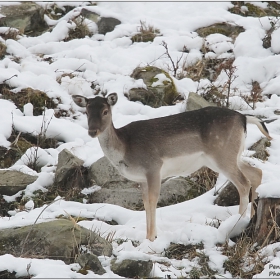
[142,172,161,241]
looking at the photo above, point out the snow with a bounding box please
[0,1,280,278]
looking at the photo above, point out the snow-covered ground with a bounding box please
[0,1,280,278]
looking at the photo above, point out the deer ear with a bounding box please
[72,95,88,107]
[107,93,118,106]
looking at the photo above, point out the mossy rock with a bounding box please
[129,66,179,107]
[1,87,58,116]
[0,219,113,264]
[0,2,48,36]
[196,23,244,40]
[131,32,157,43]
[229,2,280,17]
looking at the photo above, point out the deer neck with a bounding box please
[97,121,124,163]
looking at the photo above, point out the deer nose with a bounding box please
[88,129,98,137]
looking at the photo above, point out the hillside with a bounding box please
[0,1,280,278]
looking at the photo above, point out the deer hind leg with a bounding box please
[141,172,161,241]
[239,161,262,217]
[223,165,252,217]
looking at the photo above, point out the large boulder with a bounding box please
[128,66,180,108]
[88,157,198,210]
[0,2,48,36]
[0,170,38,196]
[88,156,143,209]
[0,219,112,264]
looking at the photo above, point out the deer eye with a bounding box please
[103,109,108,116]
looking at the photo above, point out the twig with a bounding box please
[3,74,17,83]
[20,197,64,257]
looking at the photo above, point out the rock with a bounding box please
[214,181,239,207]
[88,157,198,210]
[229,2,280,18]
[54,149,89,191]
[129,66,180,108]
[0,2,48,36]
[249,138,270,161]
[0,219,112,264]
[97,17,121,35]
[158,177,195,207]
[274,109,280,115]
[186,92,216,111]
[89,186,143,210]
[196,23,244,40]
[80,9,99,23]
[76,253,106,275]
[111,259,153,278]
[88,156,137,188]
[0,170,38,196]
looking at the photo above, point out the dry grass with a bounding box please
[0,41,7,59]
[222,234,266,278]
[186,167,219,196]
[65,17,93,41]
[164,242,217,278]
[131,20,160,43]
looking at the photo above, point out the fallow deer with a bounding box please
[73,93,272,241]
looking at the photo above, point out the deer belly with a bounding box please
[161,153,205,179]
[115,160,147,182]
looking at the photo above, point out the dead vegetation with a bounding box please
[164,242,217,278]
[1,86,58,116]
[65,17,93,41]
[221,234,266,278]
[131,20,160,43]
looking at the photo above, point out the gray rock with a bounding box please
[0,170,38,196]
[214,181,239,207]
[97,17,121,35]
[76,253,106,275]
[0,2,48,36]
[0,219,112,264]
[158,177,194,207]
[186,92,215,111]
[111,258,153,278]
[80,9,99,23]
[88,156,137,189]
[129,66,180,108]
[88,157,197,210]
[54,149,86,188]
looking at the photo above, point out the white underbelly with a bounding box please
[160,152,207,179]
